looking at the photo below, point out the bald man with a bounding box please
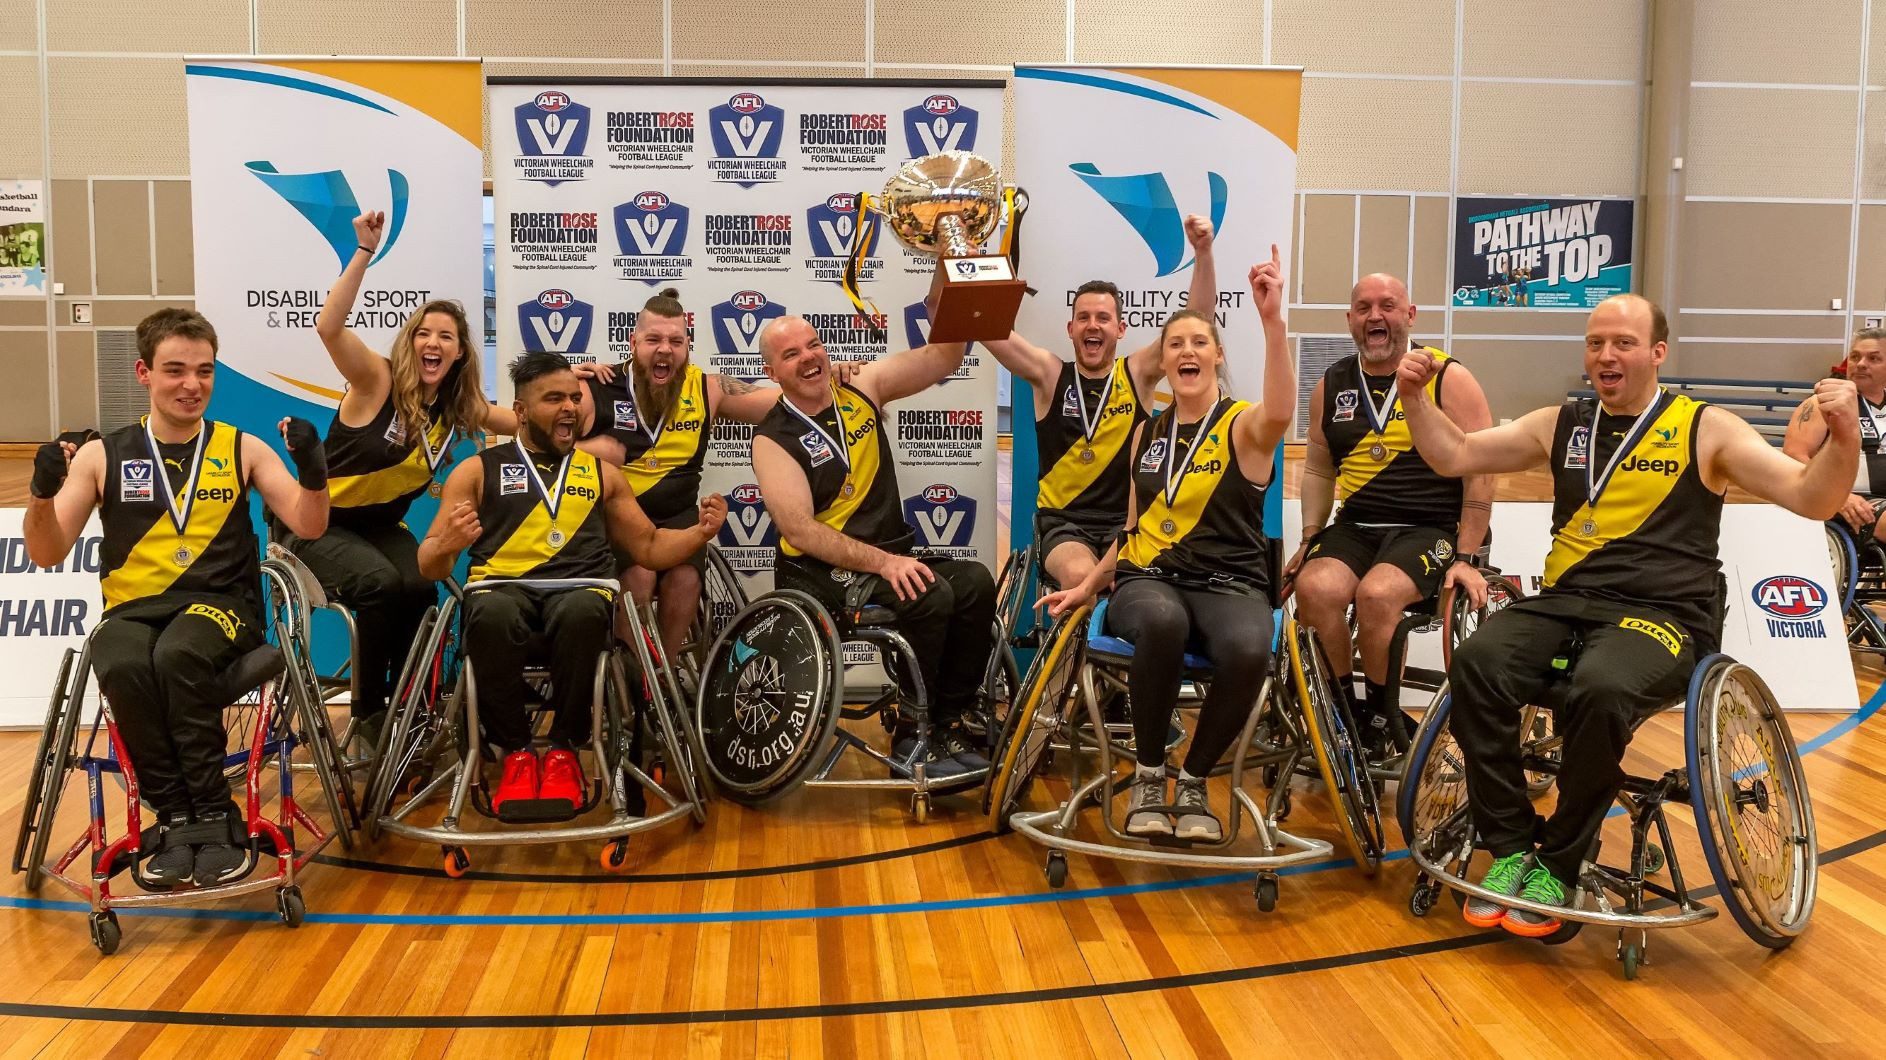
[1401,293,1857,937]
[1290,273,1493,755]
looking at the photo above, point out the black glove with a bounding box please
[30,441,68,499]
[282,417,327,490]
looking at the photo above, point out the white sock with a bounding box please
[1178,769,1203,785]
[1136,765,1165,781]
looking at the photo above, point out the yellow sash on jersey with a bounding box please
[1337,348,1449,499]
[781,386,882,558]
[471,450,606,580]
[1038,358,1139,510]
[101,420,243,610]
[1120,401,1248,568]
[1545,394,1700,587]
[620,363,709,494]
[328,414,454,509]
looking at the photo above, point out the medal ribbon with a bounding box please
[144,416,206,535]
[1071,361,1113,446]
[1162,398,1230,507]
[419,419,457,473]
[1357,354,1401,437]
[515,439,572,523]
[1585,388,1666,510]
[781,386,854,474]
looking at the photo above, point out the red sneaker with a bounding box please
[538,748,584,808]
[492,750,540,814]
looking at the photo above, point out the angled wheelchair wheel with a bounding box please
[992,543,1038,647]
[695,591,842,805]
[1396,692,1474,859]
[14,647,83,892]
[985,604,1089,827]
[1441,571,1524,669]
[1687,656,1817,949]
[1287,612,1385,873]
[1827,522,1860,618]
[363,601,459,839]
[619,630,706,824]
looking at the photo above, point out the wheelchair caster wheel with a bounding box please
[1642,844,1664,875]
[1409,878,1438,918]
[277,885,306,927]
[910,793,931,824]
[1045,852,1069,889]
[89,911,120,956]
[650,762,667,789]
[398,770,429,800]
[600,838,632,873]
[442,846,470,879]
[1261,763,1280,788]
[1618,937,1644,979]
[1274,787,1293,822]
[1255,874,1279,913]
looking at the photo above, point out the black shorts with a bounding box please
[1036,513,1117,564]
[612,507,708,575]
[1305,522,1458,601]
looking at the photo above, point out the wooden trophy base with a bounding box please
[925,255,1027,343]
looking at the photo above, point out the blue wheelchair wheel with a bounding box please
[1827,523,1860,617]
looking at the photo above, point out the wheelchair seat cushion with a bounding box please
[216,646,285,704]
[1086,599,1213,671]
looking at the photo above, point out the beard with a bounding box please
[631,360,681,426]
[523,416,573,455]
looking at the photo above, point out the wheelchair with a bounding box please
[997,565,1337,910]
[1399,647,1817,980]
[365,577,706,875]
[693,562,1011,822]
[1825,517,1886,654]
[10,558,355,955]
[663,543,753,703]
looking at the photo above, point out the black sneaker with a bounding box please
[938,721,991,771]
[191,812,249,887]
[143,811,195,887]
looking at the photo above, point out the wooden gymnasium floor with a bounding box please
[0,450,1882,1057]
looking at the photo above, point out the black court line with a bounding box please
[8,826,1880,1031]
[310,829,999,883]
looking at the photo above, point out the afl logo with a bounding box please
[534,91,572,112]
[730,290,768,312]
[537,289,576,310]
[1751,575,1828,619]
[922,483,959,504]
[633,191,671,211]
[922,94,960,116]
[825,192,857,213]
[732,483,764,504]
[728,92,766,114]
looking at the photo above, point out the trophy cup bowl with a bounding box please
[870,150,1026,343]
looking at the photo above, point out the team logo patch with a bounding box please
[800,430,835,467]
[119,459,154,502]
[1565,426,1591,470]
[1061,385,1080,419]
[1332,389,1358,423]
[384,414,406,447]
[1139,438,1168,472]
[1619,616,1683,657]
[499,463,529,496]
[1432,538,1454,563]
[612,400,639,431]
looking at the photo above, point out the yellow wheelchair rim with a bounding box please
[1286,614,1380,875]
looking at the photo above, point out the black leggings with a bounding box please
[1106,577,1274,773]
[462,584,615,752]
[284,520,436,718]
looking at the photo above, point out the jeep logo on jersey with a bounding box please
[513,91,592,186]
[708,92,784,160]
[711,291,786,356]
[903,94,978,157]
[613,192,689,257]
[904,484,977,549]
[1751,576,1827,619]
[806,193,861,258]
[518,290,593,354]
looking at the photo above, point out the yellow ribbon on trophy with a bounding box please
[842,191,887,343]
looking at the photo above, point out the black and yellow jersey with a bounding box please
[466,442,613,582]
[1036,358,1146,529]
[1117,400,1269,596]
[582,362,712,521]
[1322,348,1462,528]
[323,389,457,527]
[1544,390,1724,639]
[98,418,259,615]
[1857,393,1886,497]
[755,383,914,562]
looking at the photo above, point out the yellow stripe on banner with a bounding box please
[279,59,484,148]
[1124,68,1302,152]
[269,371,347,402]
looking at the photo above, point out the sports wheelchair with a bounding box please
[1825,517,1886,653]
[11,557,356,955]
[364,576,707,875]
[693,562,1014,822]
[1400,647,1816,979]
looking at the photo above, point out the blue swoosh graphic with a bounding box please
[245,163,409,271]
[1069,164,1228,277]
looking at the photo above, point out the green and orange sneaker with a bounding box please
[1503,867,1570,938]
[1462,851,1530,928]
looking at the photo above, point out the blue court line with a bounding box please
[7,685,1879,928]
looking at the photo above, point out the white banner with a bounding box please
[1284,503,1858,712]
[0,509,103,726]
[0,179,46,296]
[186,59,486,444]
[489,78,1007,595]
[1012,66,1305,540]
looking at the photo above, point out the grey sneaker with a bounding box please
[1125,773,1171,836]
[143,811,195,887]
[1172,778,1222,841]
[1503,866,1570,938]
[191,812,249,887]
[1462,851,1530,928]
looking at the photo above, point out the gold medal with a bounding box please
[548,528,566,549]
[173,545,193,566]
[429,481,443,498]
[1578,518,1598,538]
[644,455,660,471]
[1368,442,1387,462]
[1079,447,1095,464]
[1160,519,1177,535]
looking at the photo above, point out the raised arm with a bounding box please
[1235,246,1295,459]
[709,371,784,424]
[418,459,483,581]
[1399,349,1554,475]
[22,438,103,569]
[1433,362,1495,603]
[1126,215,1218,392]
[245,420,329,541]
[1704,381,1859,519]
[979,331,1064,396]
[850,341,969,406]
[314,211,394,398]
[603,472,725,570]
